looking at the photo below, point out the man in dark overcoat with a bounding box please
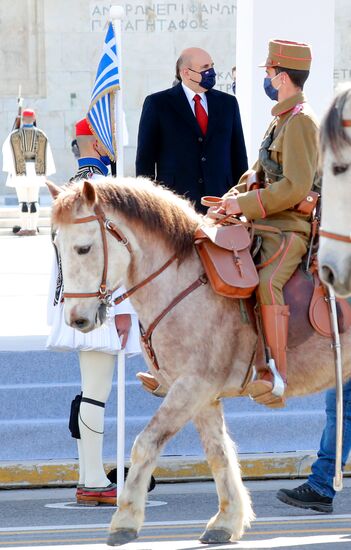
[136,47,248,212]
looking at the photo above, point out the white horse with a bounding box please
[47,177,351,546]
[319,83,351,297]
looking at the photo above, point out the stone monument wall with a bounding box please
[0,0,350,195]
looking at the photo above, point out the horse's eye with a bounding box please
[332,163,349,175]
[75,245,91,255]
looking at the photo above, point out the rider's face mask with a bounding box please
[188,67,216,90]
[263,73,281,101]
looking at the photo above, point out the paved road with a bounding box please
[0,480,351,548]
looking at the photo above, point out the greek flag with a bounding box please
[87,22,119,161]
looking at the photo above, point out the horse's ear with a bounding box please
[81,179,97,206]
[46,179,62,199]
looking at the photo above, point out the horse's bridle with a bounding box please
[63,203,132,304]
[319,118,351,245]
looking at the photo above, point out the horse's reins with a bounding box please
[319,229,351,244]
[63,203,207,370]
[319,117,351,245]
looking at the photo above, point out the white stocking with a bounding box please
[27,185,40,231]
[78,351,115,488]
[77,440,85,486]
[15,186,29,230]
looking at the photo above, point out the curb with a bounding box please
[1,453,350,488]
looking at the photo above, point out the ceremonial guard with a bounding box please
[222,40,319,407]
[47,118,141,505]
[2,108,55,235]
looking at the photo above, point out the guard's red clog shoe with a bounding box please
[76,483,117,506]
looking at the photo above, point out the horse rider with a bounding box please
[2,108,55,236]
[222,39,319,408]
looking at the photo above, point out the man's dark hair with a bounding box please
[71,139,80,159]
[175,56,182,83]
[275,66,310,89]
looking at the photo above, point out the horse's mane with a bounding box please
[320,83,351,160]
[52,176,203,262]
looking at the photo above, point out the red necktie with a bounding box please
[193,94,208,135]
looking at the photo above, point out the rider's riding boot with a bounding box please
[246,304,289,408]
[136,372,167,397]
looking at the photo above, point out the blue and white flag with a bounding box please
[87,22,119,161]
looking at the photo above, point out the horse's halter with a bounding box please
[63,203,132,304]
[319,117,351,245]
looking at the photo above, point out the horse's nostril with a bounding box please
[74,318,89,329]
[321,265,335,286]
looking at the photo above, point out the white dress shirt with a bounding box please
[181,82,208,115]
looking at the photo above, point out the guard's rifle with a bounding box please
[12,85,23,130]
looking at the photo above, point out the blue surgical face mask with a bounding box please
[22,123,34,128]
[99,155,111,166]
[263,76,278,101]
[188,67,216,90]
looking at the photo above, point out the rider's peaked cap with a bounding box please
[259,39,312,71]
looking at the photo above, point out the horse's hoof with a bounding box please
[107,528,138,546]
[199,528,232,544]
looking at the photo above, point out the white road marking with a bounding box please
[1,513,351,532]
[5,533,351,550]
[44,499,167,510]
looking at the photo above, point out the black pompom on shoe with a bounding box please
[107,467,156,493]
[277,482,333,513]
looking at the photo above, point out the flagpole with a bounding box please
[110,5,126,503]
[110,5,124,177]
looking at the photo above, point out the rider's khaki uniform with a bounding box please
[229,92,319,305]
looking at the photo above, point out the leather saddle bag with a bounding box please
[194,223,259,299]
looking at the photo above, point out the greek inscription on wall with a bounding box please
[0,0,44,97]
[89,1,237,93]
[334,68,351,83]
[90,1,236,33]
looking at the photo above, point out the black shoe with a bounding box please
[277,482,333,513]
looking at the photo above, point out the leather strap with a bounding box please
[209,211,282,235]
[81,397,105,408]
[63,204,131,301]
[201,196,223,207]
[256,234,287,269]
[319,228,351,244]
[140,274,208,370]
[114,254,178,305]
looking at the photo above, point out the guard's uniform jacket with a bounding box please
[69,163,105,183]
[229,92,319,305]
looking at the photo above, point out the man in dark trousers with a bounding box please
[136,47,248,212]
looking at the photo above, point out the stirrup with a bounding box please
[267,358,285,397]
[247,360,285,398]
